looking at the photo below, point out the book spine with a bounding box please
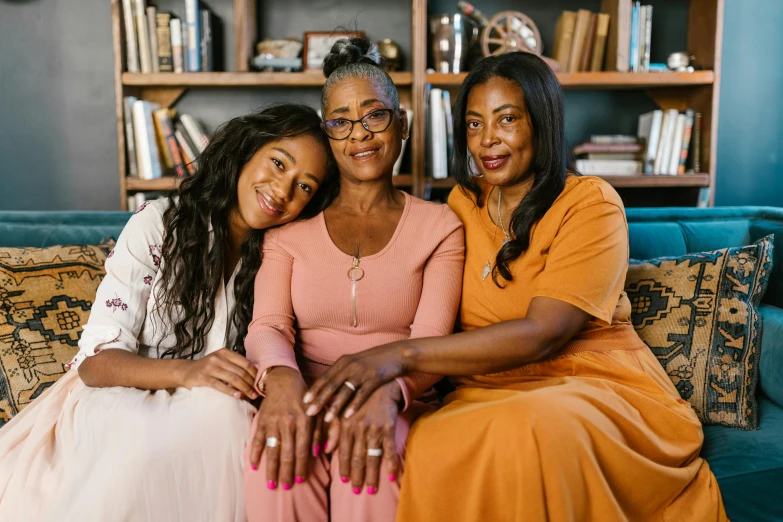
[590,13,611,71]
[156,14,173,73]
[668,114,686,175]
[175,122,199,173]
[200,9,213,72]
[170,19,184,73]
[629,2,639,72]
[132,101,152,179]
[678,109,695,174]
[134,0,152,73]
[429,88,447,179]
[185,0,200,72]
[157,110,187,177]
[579,13,598,72]
[691,112,702,173]
[122,0,140,73]
[146,6,159,73]
[642,6,652,72]
[144,103,163,179]
[180,114,209,153]
[442,90,454,176]
[555,11,577,72]
[636,4,646,72]
[152,109,174,170]
[645,110,663,174]
[123,96,139,178]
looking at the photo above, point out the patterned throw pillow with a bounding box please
[0,243,112,427]
[625,236,773,430]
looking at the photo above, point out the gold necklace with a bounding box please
[347,249,364,327]
[481,188,512,281]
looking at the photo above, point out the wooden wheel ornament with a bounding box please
[481,10,541,57]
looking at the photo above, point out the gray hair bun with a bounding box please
[322,37,382,78]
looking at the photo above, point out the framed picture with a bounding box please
[303,31,366,72]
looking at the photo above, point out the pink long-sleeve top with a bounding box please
[245,192,465,409]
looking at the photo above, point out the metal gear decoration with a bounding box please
[481,10,542,57]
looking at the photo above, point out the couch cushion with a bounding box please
[701,397,783,522]
[625,237,774,429]
[628,222,689,260]
[759,305,783,407]
[0,212,130,248]
[680,220,753,253]
[0,243,111,426]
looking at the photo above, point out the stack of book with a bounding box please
[127,192,167,212]
[123,96,209,181]
[122,0,222,73]
[600,0,654,72]
[574,136,645,175]
[552,10,611,73]
[637,109,701,175]
[426,86,453,180]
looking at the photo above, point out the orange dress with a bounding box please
[395,176,727,522]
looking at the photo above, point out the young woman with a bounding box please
[0,104,337,522]
[301,52,728,521]
[243,38,464,522]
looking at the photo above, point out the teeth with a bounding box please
[354,150,374,157]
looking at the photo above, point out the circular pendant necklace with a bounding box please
[481,188,512,281]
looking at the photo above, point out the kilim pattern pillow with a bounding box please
[0,243,111,427]
[624,236,773,430]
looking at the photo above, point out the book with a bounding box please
[442,90,454,174]
[146,6,159,73]
[629,1,640,72]
[200,8,213,72]
[576,159,642,175]
[690,112,702,173]
[121,0,140,73]
[156,13,173,72]
[185,0,200,72]
[181,16,189,72]
[153,109,187,177]
[574,142,644,155]
[429,88,448,179]
[667,113,686,175]
[641,5,653,72]
[600,0,631,72]
[554,11,577,72]
[590,13,611,71]
[170,18,184,73]
[590,135,639,144]
[180,114,209,153]
[175,122,199,173]
[579,13,598,72]
[123,96,139,178]
[134,0,152,73]
[655,109,679,175]
[568,9,592,73]
[678,109,695,174]
[132,100,163,180]
[637,109,663,174]
[584,152,643,161]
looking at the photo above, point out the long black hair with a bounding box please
[452,52,575,286]
[155,104,337,358]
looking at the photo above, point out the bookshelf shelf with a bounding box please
[126,174,415,192]
[424,174,710,190]
[123,71,414,88]
[427,71,715,89]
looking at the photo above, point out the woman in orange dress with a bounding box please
[301,52,728,521]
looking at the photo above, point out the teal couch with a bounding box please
[1,207,782,521]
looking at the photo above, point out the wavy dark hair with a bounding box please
[155,104,337,358]
[452,52,575,286]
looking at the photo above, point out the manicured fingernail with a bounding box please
[313,444,320,457]
[306,405,318,417]
[233,391,241,399]
[267,481,276,490]
[353,487,361,495]
[388,474,396,482]
[324,442,329,452]
[303,392,313,404]
[251,464,258,471]
[251,392,259,399]
[282,483,291,491]
[343,408,354,419]
[368,486,376,495]
[295,476,304,484]
[324,411,334,423]
[341,476,349,483]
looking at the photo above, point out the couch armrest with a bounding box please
[759,305,783,407]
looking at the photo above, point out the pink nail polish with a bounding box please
[295,476,304,484]
[388,474,396,482]
[368,486,376,495]
[267,481,276,490]
[250,464,258,471]
[353,487,361,495]
[341,476,349,483]
[282,483,291,491]
[313,444,320,457]
[324,442,329,452]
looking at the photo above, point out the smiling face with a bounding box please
[234,135,329,232]
[323,77,408,182]
[465,76,536,187]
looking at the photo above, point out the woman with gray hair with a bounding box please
[242,37,465,521]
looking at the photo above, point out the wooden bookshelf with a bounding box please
[111,0,723,209]
[127,174,415,192]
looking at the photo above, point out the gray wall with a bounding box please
[0,0,780,209]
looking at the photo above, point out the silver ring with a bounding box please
[366,448,383,458]
[343,381,356,392]
[265,437,279,448]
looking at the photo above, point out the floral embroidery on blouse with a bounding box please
[108,249,115,258]
[149,244,162,267]
[134,201,151,215]
[143,275,153,285]
[105,295,129,312]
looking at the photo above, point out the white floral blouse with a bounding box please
[70,198,240,369]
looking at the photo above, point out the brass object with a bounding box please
[377,39,403,72]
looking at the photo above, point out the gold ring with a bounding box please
[343,381,357,392]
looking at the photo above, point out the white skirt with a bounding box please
[0,370,256,522]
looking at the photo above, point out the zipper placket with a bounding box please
[348,255,364,327]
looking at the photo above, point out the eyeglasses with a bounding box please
[321,109,398,140]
